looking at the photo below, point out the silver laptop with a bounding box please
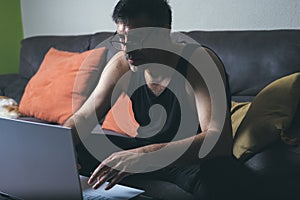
[0,117,144,200]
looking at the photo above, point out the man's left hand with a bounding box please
[87,149,142,190]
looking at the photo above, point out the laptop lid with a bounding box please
[0,117,82,200]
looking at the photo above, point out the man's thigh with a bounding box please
[133,156,259,199]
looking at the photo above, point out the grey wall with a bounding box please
[21,0,300,38]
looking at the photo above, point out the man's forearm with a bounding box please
[137,127,232,168]
[63,113,96,145]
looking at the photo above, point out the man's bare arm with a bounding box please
[63,51,130,144]
[88,46,233,189]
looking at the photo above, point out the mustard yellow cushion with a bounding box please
[231,101,251,138]
[232,73,300,161]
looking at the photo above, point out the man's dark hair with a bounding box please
[112,0,172,28]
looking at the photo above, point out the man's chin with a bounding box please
[129,63,138,72]
[129,64,140,72]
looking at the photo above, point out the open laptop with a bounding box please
[0,117,144,200]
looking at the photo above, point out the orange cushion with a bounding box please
[19,47,106,124]
[102,92,139,137]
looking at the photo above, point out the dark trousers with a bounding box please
[76,136,263,200]
[128,156,264,200]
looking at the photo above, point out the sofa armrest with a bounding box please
[0,73,19,90]
[0,74,29,103]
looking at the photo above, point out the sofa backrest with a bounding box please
[20,34,90,79]
[19,30,300,101]
[176,30,300,101]
[19,32,114,79]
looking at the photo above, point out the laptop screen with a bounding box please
[0,118,82,200]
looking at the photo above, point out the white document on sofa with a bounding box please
[80,176,144,200]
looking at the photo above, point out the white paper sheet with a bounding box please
[80,176,144,200]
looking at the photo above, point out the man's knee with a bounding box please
[192,156,258,200]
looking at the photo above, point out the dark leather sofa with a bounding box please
[1,30,300,200]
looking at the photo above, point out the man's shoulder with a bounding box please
[106,51,129,70]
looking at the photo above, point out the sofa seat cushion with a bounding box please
[19,116,56,124]
[246,141,300,176]
[120,176,194,200]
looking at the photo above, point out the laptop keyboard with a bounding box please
[82,193,113,200]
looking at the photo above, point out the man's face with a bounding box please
[115,18,169,71]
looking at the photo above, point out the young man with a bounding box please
[64,0,241,199]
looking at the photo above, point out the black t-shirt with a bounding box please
[127,45,201,144]
[125,44,231,144]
